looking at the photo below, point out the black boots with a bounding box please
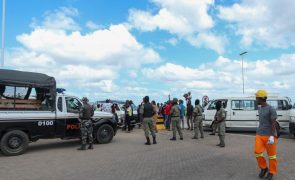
[145,137,157,145]
[145,137,151,145]
[209,133,215,135]
[266,173,273,180]
[88,144,93,150]
[259,168,268,178]
[152,136,157,144]
[78,144,94,150]
[77,144,86,150]
[170,137,176,141]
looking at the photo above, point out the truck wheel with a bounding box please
[96,124,114,144]
[0,130,29,156]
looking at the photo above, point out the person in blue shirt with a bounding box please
[179,100,185,129]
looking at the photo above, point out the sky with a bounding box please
[1,0,295,104]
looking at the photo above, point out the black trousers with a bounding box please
[124,117,132,131]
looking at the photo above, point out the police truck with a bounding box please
[0,69,117,156]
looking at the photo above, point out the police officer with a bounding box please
[78,97,94,150]
[140,96,157,145]
[170,98,183,141]
[192,99,204,139]
[214,101,226,147]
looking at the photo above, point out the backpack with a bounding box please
[274,120,281,138]
[268,106,280,138]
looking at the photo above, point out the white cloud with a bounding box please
[187,33,227,54]
[142,54,295,99]
[128,0,226,53]
[17,24,160,68]
[86,21,103,30]
[8,7,161,97]
[218,0,295,48]
[32,7,80,31]
[142,63,215,82]
[167,38,178,46]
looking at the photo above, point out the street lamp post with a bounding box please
[1,0,6,68]
[239,51,247,95]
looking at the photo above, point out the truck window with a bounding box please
[0,86,52,111]
[208,100,227,110]
[66,97,81,113]
[231,100,256,110]
[267,100,279,110]
[267,100,288,110]
[282,100,289,110]
[57,97,63,112]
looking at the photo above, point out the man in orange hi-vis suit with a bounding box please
[255,90,278,180]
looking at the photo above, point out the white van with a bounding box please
[289,108,295,136]
[203,96,292,131]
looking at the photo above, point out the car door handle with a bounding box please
[277,115,283,117]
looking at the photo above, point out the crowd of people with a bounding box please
[78,89,278,179]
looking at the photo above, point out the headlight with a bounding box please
[291,117,295,123]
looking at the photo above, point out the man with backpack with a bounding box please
[255,90,278,180]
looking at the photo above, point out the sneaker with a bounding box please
[180,137,184,140]
[170,137,176,141]
[209,133,215,135]
[191,137,198,139]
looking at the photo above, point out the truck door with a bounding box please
[55,96,67,137]
[231,100,257,129]
[64,97,82,137]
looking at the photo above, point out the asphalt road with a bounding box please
[0,129,294,180]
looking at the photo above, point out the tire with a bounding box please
[0,130,29,156]
[96,124,114,144]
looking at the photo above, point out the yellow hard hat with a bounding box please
[255,89,268,98]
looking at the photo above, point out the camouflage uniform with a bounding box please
[192,105,204,139]
[215,107,226,147]
[78,101,94,150]
[170,104,183,139]
[80,120,93,145]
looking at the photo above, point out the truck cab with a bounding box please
[0,69,117,156]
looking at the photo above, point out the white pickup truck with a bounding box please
[0,69,117,156]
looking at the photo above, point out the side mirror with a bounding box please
[288,105,293,110]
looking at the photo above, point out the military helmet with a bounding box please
[82,97,89,102]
